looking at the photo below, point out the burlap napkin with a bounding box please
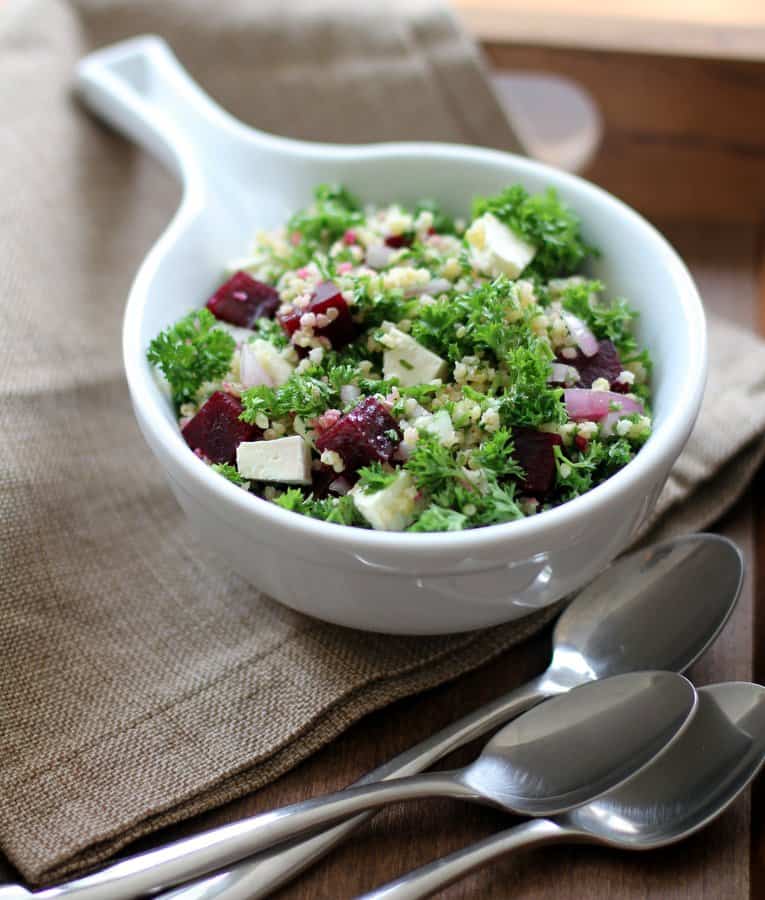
[2,0,765,886]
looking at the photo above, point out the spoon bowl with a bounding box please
[363,682,765,900]
[460,670,697,815]
[569,681,765,848]
[547,532,743,690]
[75,35,706,633]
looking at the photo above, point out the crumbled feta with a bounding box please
[351,470,418,531]
[381,324,447,387]
[413,409,457,446]
[591,377,611,392]
[248,339,295,387]
[237,435,312,484]
[465,212,536,278]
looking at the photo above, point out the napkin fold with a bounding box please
[1,0,764,885]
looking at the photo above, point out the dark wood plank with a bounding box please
[749,221,765,900]
[483,44,765,225]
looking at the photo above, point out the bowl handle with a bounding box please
[75,35,247,184]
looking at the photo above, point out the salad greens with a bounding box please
[148,183,652,532]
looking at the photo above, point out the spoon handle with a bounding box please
[29,772,489,900]
[358,819,574,900]
[159,675,552,900]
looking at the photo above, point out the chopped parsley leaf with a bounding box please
[211,463,248,487]
[356,462,397,494]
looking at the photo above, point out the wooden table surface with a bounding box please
[116,40,765,899]
[10,36,759,900]
[454,0,765,62]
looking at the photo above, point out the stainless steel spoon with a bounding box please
[361,681,765,899]
[11,672,697,900]
[160,532,741,900]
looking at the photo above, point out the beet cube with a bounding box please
[384,233,413,248]
[558,339,622,389]
[206,271,280,328]
[315,397,401,471]
[181,391,258,465]
[512,427,562,496]
[278,280,357,350]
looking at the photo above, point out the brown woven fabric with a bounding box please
[1,0,765,886]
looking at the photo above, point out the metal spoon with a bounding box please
[361,681,765,899]
[13,672,696,900]
[161,532,741,900]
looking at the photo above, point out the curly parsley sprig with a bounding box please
[472,185,595,278]
[147,309,235,407]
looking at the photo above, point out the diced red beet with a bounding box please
[278,281,357,350]
[384,233,413,248]
[574,434,589,452]
[206,271,280,328]
[315,397,401,471]
[309,464,337,499]
[181,391,258,465]
[557,339,622,389]
[512,428,562,496]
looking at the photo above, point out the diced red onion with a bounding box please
[599,412,620,437]
[340,383,361,406]
[329,476,352,495]
[562,311,599,357]
[239,343,273,388]
[366,244,395,269]
[548,363,580,386]
[564,388,643,422]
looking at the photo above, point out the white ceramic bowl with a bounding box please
[77,36,706,634]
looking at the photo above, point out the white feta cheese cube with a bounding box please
[351,470,418,531]
[465,212,536,278]
[381,324,447,387]
[236,435,312,484]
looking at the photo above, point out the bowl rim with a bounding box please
[123,140,706,557]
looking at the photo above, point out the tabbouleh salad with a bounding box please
[147,184,652,532]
